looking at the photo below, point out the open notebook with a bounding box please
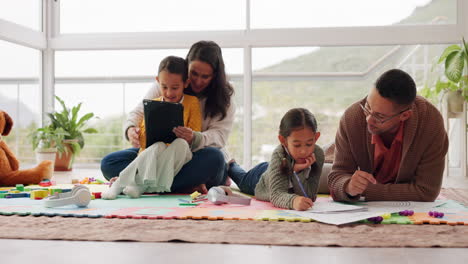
[143,99,184,147]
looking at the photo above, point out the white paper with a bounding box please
[288,200,447,225]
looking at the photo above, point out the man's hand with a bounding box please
[345,169,377,196]
[173,126,194,144]
[127,127,141,148]
[292,196,313,211]
[293,154,316,172]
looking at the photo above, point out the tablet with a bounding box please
[143,99,184,147]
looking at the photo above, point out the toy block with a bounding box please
[9,190,20,194]
[0,193,7,198]
[49,189,62,195]
[92,192,102,199]
[39,181,52,187]
[8,193,29,198]
[71,179,80,184]
[30,190,49,199]
[190,191,201,200]
[16,184,24,191]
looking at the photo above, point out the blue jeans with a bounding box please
[228,162,268,195]
[100,147,227,192]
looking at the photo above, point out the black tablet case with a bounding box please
[143,99,184,147]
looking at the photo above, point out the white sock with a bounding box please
[123,185,145,198]
[101,180,124,200]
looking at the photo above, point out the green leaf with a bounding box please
[76,113,94,129]
[438,44,461,64]
[445,50,465,82]
[83,128,98,134]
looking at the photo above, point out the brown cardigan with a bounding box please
[328,96,448,202]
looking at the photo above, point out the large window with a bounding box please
[0,0,466,170]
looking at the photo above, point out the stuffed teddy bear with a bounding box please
[0,110,52,186]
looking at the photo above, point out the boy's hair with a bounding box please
[158,56,188,82]
[279,108,318,137]
[375,69,416,106]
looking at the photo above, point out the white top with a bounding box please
[124,82,236,160]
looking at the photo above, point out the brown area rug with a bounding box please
[0,188,467,247]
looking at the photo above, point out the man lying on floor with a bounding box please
[328,69,448,202]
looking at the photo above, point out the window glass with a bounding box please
[0,1,41,31]
[60,0,244,33]
[0,40,40,164]
[251,0,456,29]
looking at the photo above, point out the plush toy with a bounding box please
[0,110,52,186]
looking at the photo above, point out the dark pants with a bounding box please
[228,162,268,195]
[100,147,227,192]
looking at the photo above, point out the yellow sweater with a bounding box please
[139,95,202,151]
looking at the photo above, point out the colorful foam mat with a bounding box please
[1,184,468,224]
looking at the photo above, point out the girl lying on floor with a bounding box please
[228,108,324,211]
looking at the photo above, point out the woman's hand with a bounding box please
[173,126,194,144]
[293,153,316,173]
[127,127,141,148]
[292,196,313,211]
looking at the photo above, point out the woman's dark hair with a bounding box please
[158,56,188,82]
[279,108,318,174]
[186,40,234,120]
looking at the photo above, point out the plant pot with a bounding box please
[54,142,75,171]
[446,90,465,113]
[35,148,56,179]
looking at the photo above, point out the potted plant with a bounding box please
[421,38,468,113]
[31,126,68,178]
[47,96,98,171]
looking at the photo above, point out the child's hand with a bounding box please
[173,126,194,144]
[292,196,313,211]
[293,153,316,172]
[108,177,118,187]
[127,127,141,148]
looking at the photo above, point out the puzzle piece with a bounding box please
[254,210,312,222]
[409,212,468,225]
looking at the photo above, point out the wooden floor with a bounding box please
[0,239,468,264]
[1,166,467,263]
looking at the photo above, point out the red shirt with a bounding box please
[371,122,404,184]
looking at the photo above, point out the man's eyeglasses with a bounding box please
[359,101,410,124]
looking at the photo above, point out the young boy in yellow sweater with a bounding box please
[102,56,202,199]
